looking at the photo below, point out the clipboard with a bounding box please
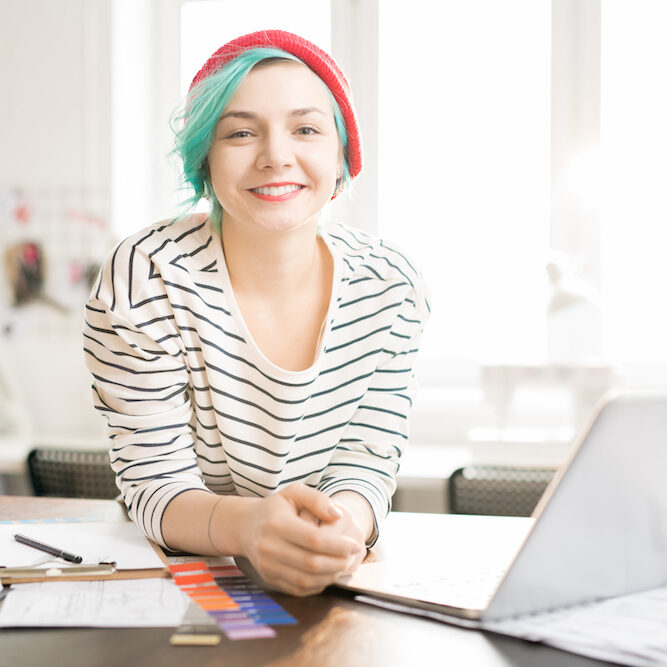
[0,522,170,584]
[0,563,118,582]
[0,542,169,583]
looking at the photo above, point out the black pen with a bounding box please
[13,533,83,564]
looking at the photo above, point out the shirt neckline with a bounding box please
[209,218,342,381]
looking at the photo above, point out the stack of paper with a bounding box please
[0,579,189,628]
[484,586,667,667]
[356,586,667,667]
[0,518,189,628]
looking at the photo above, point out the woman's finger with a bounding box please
[299,507,320,525]
[268,574,329,597]
[278,512,361,557]
[314,504,365,548]
[255,518,353,575]
[264,554,351,596]
[280,483,343,523]
[269,538,354,577]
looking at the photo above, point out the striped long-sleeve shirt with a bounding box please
[83,214,430,547]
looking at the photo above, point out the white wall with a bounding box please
[0,0,111,190]
[0,0,112,442]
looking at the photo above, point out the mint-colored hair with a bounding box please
[169,47,351,232]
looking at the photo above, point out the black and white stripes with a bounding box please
[83,214,429,547]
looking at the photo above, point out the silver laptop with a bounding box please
[336,392,667,621]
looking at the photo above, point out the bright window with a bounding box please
[378,0,551,364]
[600,0,667,364]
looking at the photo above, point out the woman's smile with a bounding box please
[248,182,306,201]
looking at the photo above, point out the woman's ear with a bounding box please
[336,142,344,178]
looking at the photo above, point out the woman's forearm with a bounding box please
[161,489,260,555]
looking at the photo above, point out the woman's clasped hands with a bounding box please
[240,483,367,596]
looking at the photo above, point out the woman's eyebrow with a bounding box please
[218,107,326,122]
[289,107,327,117]
[219,110,257,121]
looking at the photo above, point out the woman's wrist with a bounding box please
[162,490,258,556]
[207,496,225,554]
[209,494,261,556]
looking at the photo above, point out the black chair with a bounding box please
[27,448,119,499]
[448,465,558,517]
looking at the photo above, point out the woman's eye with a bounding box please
[226,130,252,139]
[296,126,318,136]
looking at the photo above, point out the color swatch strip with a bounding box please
[169,561,296,640]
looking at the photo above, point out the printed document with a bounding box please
[0,579,188,627]
[356,585,667,667]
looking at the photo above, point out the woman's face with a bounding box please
[207,61,342,235]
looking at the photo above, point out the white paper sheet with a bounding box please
[0,579,189,627]
[484,586,667,666]
[356,585,667,667]
[0,522,165,570]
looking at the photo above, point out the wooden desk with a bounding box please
[0,496,614,667]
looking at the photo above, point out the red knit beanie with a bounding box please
[189,29,363,182]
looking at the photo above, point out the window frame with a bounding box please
[114,0,665,444]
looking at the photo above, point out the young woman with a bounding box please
[84,30,429,596]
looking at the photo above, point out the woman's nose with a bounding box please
[256,131,295,170]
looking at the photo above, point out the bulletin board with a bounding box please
[0,186,116,337]
[0,186,117,438]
